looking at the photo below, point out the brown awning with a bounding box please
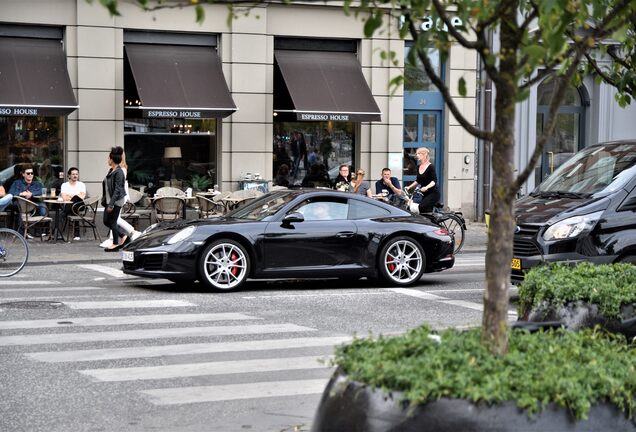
[0,37,78,117]
[274,50,381,122]
[125,43,236,119]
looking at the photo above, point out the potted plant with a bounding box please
[188,174,211,192]
[517,262,636,337]
[312,263,636,431]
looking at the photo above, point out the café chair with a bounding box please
[152,196,184,222]
[126,188,153,228]
[15,196,52,241]
[196,195,224,219]
[156,186,185,198]
[66,196,102,242]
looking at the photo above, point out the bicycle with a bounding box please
[0,228,29,277]
[399,188,467,254]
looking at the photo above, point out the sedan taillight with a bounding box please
[434,228,449,236]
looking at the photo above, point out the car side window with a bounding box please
[292,198,348,221]
[348,199,391,220]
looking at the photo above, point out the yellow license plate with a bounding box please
[511,258,521,270]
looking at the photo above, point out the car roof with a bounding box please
[282,187,409,214]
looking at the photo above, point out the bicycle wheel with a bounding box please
[441,214,466,254]
[0,228,29,277]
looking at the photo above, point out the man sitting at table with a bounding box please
[9,164,46,216]
[375,168,402,205]
[61,167,87,240]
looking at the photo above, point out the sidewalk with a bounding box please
[23,219,489,266]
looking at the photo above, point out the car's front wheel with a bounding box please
[378,236,425,286]
[198,239,250,291]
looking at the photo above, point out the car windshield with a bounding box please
[535,143,636,197]
[229,191,296,221]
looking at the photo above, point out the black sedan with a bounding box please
[122,189,455,291]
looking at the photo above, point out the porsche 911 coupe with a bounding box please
[122,189,455,291]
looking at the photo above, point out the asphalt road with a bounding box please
[0,253,515,432]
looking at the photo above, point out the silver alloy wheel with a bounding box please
[202,241,248,290]
[382,238,424,284]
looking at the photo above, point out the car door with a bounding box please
[262,196,357,270]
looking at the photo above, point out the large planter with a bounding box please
[516,300,636,338]
[312,369,636,432]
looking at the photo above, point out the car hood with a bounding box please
[514,194,608,225]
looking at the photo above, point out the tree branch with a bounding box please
[584,52,619,87]
[403,12,493,142]
[430,0,484,50]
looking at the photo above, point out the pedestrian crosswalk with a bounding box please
[1,293,342,411]
[1,256,495,423]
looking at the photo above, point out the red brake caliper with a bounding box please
[230,252,239,276]
[386,255,395,272]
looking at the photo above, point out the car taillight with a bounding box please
[434,228,449,236]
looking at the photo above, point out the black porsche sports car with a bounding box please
[122,189,455,291]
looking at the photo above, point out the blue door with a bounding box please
[402,110,444,198]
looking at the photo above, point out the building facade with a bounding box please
[1,1,478,218]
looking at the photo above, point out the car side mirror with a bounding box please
[282,212,304,224]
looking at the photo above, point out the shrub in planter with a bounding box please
[313,325,636,431]
[517,262,636,337]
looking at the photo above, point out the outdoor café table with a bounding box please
[42,198,71,243]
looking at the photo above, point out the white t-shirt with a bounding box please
[61,181,86,198]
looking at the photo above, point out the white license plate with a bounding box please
[122,251,134,262]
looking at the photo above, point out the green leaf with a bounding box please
[523,44,546,62]
[458,77,467,97]
[363,11,383,37]
[195,5,205,24]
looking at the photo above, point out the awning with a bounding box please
[0,37,78,117]
[125,43,236,119]
[274,50,381,122]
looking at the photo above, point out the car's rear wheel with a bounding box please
[198,239,250,291]
[378,236,425,286]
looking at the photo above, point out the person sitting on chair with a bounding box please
[9,164,46,216]
[375,168,402,204]
[61,167,87,240]
[0,185,13,212]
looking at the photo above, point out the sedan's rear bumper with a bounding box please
[427,254,455,272]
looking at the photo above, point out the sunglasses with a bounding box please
[356,171,365,175]
[24,172,34,175]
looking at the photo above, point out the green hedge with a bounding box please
[518,262,636,318]
[334,325,636,420]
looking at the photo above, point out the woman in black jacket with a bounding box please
[101,146,127,251]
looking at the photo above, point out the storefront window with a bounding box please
[124,118,217,194]
[273,121,355,188]
[0,116,65,190]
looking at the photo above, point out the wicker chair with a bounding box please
[15,196,52,240]
[65,196,102,242]
[152,196,185,222]
[124,189,152,229]
[156,186,185,198]
[196,195,224,218]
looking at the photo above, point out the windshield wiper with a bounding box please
[534,190,589,199]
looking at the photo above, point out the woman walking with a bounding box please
[101,146,127,251]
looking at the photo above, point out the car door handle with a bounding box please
[336,231,355,238]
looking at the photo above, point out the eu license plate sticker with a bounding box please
[122,251,134,262]
[511,258,521,270]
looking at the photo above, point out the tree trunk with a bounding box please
[481,0,519,355]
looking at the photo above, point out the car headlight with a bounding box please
[543,211,603,241]
[167,226,196,244]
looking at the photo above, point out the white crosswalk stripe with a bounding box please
[80,355,333,382]
[141,379,330,405]
[27,335,352,363]
[63,299,196,309]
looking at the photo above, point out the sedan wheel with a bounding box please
[199,239,250,291]
[379,236,425,286]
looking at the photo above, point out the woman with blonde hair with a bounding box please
[351,168,373,198]
[405,147,440,212]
